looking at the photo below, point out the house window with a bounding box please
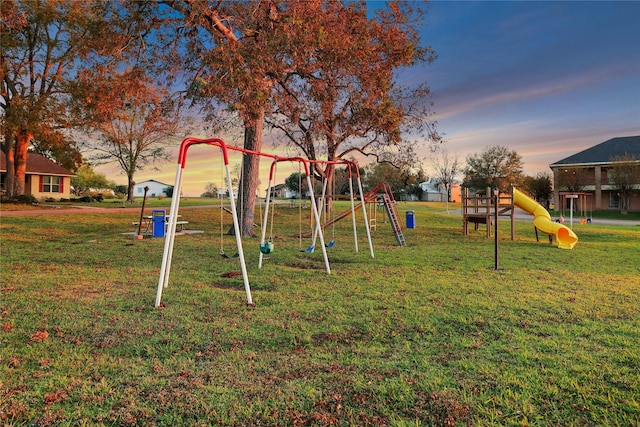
[41,176,62,193]
[137,187,143,194]
[609,193,619,209]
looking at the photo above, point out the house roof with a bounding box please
[134,179,171,187]
[0,151,75,176]
[550,136,640,167]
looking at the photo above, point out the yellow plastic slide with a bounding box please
[513,188,578,249]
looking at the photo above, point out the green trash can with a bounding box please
[406,210,415,229]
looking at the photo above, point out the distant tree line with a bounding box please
[269,144,554,205]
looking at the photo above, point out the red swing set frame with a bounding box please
[155,137,374,308]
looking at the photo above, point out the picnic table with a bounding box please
[131,215,188,234]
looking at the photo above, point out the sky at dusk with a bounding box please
[420,0,640,173]
[99,1,640,196]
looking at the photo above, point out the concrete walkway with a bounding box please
[442,208,640,227]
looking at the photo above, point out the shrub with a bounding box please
[15,194,39,205]
[0,194,38,204]
[77,195,95,203]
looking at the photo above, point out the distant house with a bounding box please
[549,136,640,212]
[0,152,75,200]
[133,179,172,197]
[419,179,447,202]
[419,179,461,203]
[269,183,297,199]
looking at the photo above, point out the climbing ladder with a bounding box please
[296,181,406,247]
[375,183,406,247]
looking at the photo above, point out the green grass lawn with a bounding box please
[1,202,638,426]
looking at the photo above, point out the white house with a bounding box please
[419,179,447,202]
[133,179,172,197]
[269,183,299,199]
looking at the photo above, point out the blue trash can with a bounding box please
[152,209,166,238]
[405,210,415,229]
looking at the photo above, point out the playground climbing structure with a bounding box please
[462,187,515,239]
[369,182,406,246]
[462,186,578,249]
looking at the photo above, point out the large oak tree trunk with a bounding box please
[2,130,16,197]
[13,130,33,196]
[229,108,264,238]
[127,175,136,203]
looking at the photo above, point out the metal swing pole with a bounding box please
[225,153,253,305]
[347,164,359,253]
[311,166,330,250]
[156,162,185,307]
[156,138,254,307]
[355,168,375,259]
[305,166,331,274]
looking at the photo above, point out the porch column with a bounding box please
[594,165,602,209]
[552,167,561,209]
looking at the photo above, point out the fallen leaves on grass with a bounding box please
[30,330,49,342]
[221,270,242,278]
[44,390,68,405]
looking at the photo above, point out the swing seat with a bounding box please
[325,240,335,248]
[221,250,240,258]
[305,245,315,253]
[260,241,274,254]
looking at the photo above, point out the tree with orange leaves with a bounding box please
[1,0,120,196]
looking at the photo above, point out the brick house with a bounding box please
[549,136,640,212]
[0,152,75,200]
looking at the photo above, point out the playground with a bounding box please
[1,195,639,425]
[155,137,583,312]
